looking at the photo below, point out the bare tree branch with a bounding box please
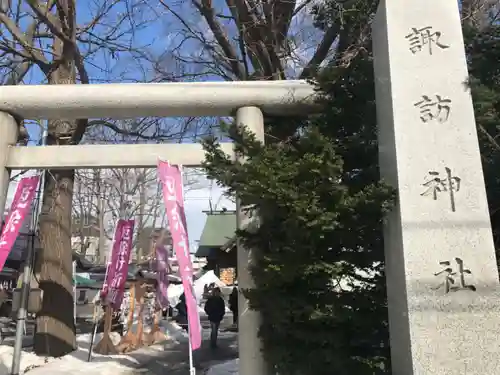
[158,0,341,81]
[300,24,339,78]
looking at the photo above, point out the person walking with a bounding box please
[228,287,238,326]
[204,287,226,348]
[175,293,188,332]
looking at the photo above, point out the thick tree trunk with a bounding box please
[34,15,78,355]
[34,169,77,356]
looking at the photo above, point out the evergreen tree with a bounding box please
[202,3,500,375]
[202,43,394,375]
[466,24,500,256]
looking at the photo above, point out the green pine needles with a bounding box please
[200,13,500,375]
[202,54,395,374]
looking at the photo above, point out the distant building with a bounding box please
[195,210,237,284]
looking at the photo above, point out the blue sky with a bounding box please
[3,0,321,252]
[3,1,242,252]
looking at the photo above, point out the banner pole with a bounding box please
[87,305,99,362]
[10,235,34,375]
[73,261,77,324]
[11,175,42,375]
[188,318,196,375]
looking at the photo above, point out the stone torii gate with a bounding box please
[0,80,316,375]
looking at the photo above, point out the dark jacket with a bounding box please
[204,295,226,323]
[229,289,238,313]
[176,300,187,317]
[175,294,188,325]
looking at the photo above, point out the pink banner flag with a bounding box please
[101,222,122,298]
[156,244,170,308]
[103,219,135,310]
[0,176,40,272]
[158,160,202,350]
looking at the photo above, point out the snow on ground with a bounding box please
[0,322,185,375]
[0,319,237,375]
[160,319,236,344]
[207,359,238,375]
[0,346,50,375]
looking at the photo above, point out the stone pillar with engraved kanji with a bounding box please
[373,1,500,374]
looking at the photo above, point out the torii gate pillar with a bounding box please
[0,112,18,223]
[236,106,267,375]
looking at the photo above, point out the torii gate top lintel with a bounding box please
[0,80,316,120]
[0,80,317,203]
[0,80,318,171]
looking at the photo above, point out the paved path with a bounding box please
[125,315,238,375]
[127,334,238,375]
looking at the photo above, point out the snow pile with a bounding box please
[0,326,177,375]
[167,270,229,306]
[193,271,228,299]
[0,346,52,375]
[207,359,238,375]
[160,319,235,344]
[161,320,188,344]
[24,332,169,375]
